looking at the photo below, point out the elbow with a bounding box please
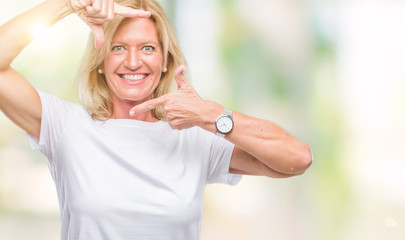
[286,143,312,176]
[294,143,313,175]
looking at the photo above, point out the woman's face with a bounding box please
[103,18,164,107]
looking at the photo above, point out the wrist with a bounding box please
[215,108,233,137]
[199,100,223,134]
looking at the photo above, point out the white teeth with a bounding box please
[120,74,147,81]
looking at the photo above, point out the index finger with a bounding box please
[129,96,165,117]
[113,3,151,18]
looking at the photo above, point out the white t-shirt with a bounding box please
[28,90,242,240]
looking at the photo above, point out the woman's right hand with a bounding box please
[65,0,150,48]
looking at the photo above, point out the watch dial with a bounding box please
[217,116,233,133]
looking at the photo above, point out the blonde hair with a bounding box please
[78,0,185,120]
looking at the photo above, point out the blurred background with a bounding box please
[1,0,405,239]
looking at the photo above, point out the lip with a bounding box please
[117,73,149,85]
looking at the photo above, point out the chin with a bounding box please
[115,90,153,103]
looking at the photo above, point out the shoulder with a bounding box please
[37,89,85,115]
[36,89,92,132]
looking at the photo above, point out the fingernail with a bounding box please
[129,111,134,117]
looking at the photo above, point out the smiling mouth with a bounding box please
[119,74,148,82]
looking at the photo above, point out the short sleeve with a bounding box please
[206,135,242,185]
[27,90,80,161]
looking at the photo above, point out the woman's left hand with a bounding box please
[130,66,313,177]
[129,65,214,130]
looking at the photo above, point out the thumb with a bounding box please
[90,24,105,49]
[174,65,188,89]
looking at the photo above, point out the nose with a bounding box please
[125,49,142,70]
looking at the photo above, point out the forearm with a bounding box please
[201,101,312,175]
[230,112,311,174]
[127,67,312,176]
[0,0,71,71]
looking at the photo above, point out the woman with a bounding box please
[0,0,312,239]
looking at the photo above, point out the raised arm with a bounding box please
[0,0,150,140]
[0,0,71,140]
[129,66,312,178]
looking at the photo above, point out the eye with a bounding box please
[112,45,126,52]
[142,45,155,52]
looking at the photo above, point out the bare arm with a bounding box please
[208,106,312,177]
[0,0,150,139]
[130,66,313,178]
[0,0,71,139]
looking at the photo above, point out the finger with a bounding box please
[129,96,166,117]
[114,3,151,18]
[174,65,188,89]
[85,0,102,15]
[89,24,105,48]
[86,16,110,25]
[100,0,109,18]
[107,0,114,22]
[85,6,97,15]
[78,0,91,10]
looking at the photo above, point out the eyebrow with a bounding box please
[111,40,160,46]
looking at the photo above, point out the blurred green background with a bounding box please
[1,0,405,239]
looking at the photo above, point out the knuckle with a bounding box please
[168,118,177,126]
[163,105,170,112]
[86,16,95,23]
[92,6,101,13]
[161,95,169,102]
[100,11,108,18]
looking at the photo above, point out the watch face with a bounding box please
[216,115,233,134]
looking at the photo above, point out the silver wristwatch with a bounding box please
[215,108,234,137]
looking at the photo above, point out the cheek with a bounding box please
[103,55,123,72]
[142,54,164,70]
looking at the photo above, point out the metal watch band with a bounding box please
[215,132,226,137]
[223,108,233,117]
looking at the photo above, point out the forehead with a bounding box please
[113,18,159,43]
